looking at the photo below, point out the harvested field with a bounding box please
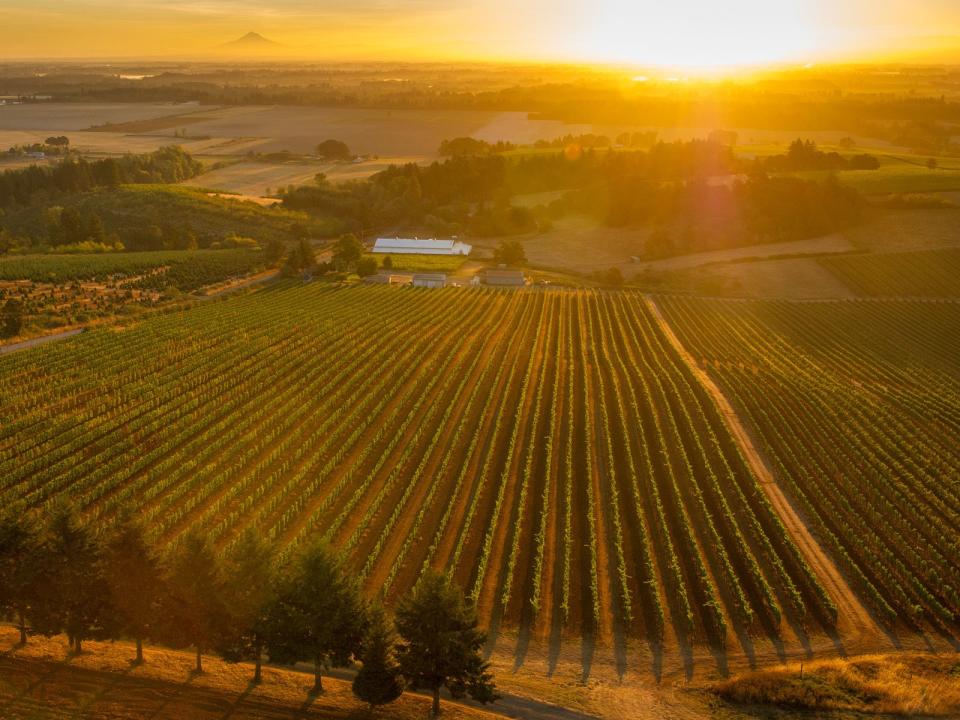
[0,102,209,131]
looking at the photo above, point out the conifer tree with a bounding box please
[395,571,497,717]
[352,603,404,709]
[219,530,276,684]
[35,503,114,654]
[103,514,165,664]
[265,541,367,693]
[0,507,42,645]
[163,529,227,674]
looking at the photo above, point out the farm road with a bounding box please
[643,295,886,644]
[0,328,84,355]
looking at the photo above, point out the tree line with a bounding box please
[0,505,497,716]
[0,147,203,209]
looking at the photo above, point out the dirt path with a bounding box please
[0,328,85,355]
[642,295,885,643]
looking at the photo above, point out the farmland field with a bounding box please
[820,248,960,297]
[2,284,958,679]
[0,284,846,659]
[657,297,960,637]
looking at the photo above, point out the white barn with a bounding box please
[373,238,472,256]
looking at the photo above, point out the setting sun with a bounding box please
[570,0,821,68]
[1,2,960,720]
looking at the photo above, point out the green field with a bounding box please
[0,185,326,248]
[365,253,469,273]
[658,297,960,631]
[2,283,959,674]
[0,248,265,286]
[820,247,960,297]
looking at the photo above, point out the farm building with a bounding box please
[412,273,447,288]
[363,273,412,285]
[373,238,472,256]
[483,268,526,287]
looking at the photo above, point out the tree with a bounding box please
[316,139,351,161]
[284,238,316,275]
[493,239,526,267]
[332,233,364,272]
[265,541,367,693]
[395,571,497,717]
[356,256,378,278]
[0,228,14,255]
[103,515,165,665]
[34,503,114,654]
[382,255,394,270]
[1,299,24,338]
[0,507,42,645]
[219,531,276,684]
[263,238,286,264]
[163,529,228,674]
[352,603,404,709]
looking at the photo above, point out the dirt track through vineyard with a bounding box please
[643,295,886,645]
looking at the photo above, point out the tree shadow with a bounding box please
[513,618,532,673]
[547,607,563,678]
[219,681,256,720]
[0,660,64,716]
[143,672,197,720]
[580,629,595,685]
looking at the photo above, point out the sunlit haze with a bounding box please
[3,0,960,66]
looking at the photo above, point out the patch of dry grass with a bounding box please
[714,653,960,716]
[0,627,498,720]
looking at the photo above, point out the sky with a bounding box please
[3,0,960,66]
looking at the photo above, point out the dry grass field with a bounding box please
[0,628,500,720]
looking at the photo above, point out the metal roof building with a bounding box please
[412,273,447,288]
[372,238,472,256]
[482,268,526,287]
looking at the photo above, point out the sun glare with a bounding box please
[573,0,822,70]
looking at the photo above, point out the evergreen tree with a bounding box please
[219,530,275,684]
[264,541,367,693]
[352,603,404,709]
[395,571,497,717]
[34,503,114,654]
[163,529,227,674]
[103,515,165,664]
[0,507,42,645]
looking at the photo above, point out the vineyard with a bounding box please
[657,296,960,638]
[820,247,960,297]
[0,284,843,655]
[0,249,266,287]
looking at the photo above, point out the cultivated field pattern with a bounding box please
[657,297,960,638]
[1,285,846,657]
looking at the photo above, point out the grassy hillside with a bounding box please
[715,653,960,717]
[0,184,332,248]
[0,628,498,720]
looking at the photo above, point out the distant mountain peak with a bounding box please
[222,32,281,49]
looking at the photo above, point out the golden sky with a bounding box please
[3,0,960,66]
